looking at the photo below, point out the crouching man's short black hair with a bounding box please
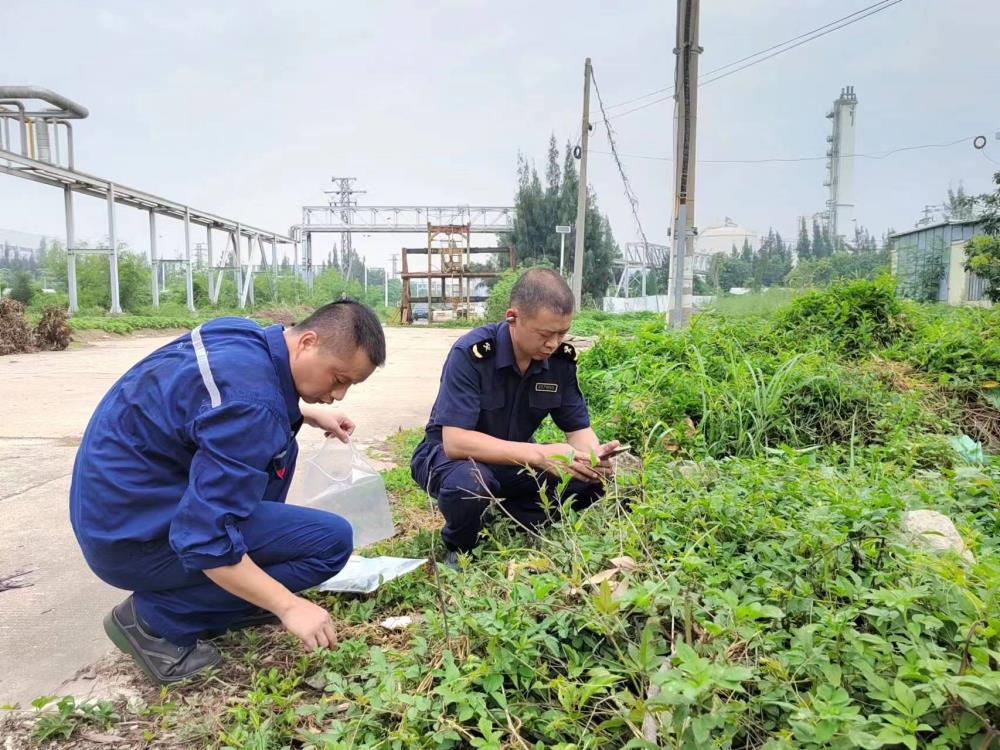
[292,299,386,367]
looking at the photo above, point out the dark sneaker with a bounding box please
[103,596,221,684]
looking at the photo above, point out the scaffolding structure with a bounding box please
[0,87,293,313]
[399,223,515,323]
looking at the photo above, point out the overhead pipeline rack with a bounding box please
[0,86,294,313]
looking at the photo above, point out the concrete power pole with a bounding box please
[669,0,702,328]
[571,58,592,310]
[669,0,701,326]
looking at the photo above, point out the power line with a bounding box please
[603,0,899,113]
[699,0,903,88]
[588,135,976,165]
[598,0,904,124]
[589,68,653,260]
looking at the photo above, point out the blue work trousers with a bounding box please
[411,441,604,552]
[83,502,353,645]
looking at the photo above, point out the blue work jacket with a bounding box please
[420,321,590,445]
[70,318,302,572]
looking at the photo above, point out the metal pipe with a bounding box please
[51,120,60,166]
[107,183,122,313]
[57,121,74,169]
[0,101,28,156]
[184,206,195,312]
[25,117,34,159]
[0,148,293,242]
[65,186,78,313]
[0,87,89,119]
[149,209,159,309]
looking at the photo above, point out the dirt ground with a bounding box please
[0,326,463,709]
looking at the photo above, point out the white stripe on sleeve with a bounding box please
[190,324,222,408]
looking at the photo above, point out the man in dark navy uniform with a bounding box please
[411,268,619,564]
[70,300,385,684]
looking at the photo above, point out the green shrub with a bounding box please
[889,303,1000,386]
[777,277,905,355]
[9,270,34,305]
[579,316,942,459]
[484,268,523,322]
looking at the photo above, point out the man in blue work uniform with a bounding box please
[411,268,619,565]
[70,300,385,684]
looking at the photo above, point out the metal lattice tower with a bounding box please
[324,177,366,273]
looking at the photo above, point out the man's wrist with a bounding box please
[271,592,301,618]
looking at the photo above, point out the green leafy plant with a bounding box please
[30,695,121,742]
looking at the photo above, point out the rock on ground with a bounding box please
[901,509,975,564]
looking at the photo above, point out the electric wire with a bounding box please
[597,0,904,124]
[603,0,899,113]
[587,135,978,165]
[590,68,653,264]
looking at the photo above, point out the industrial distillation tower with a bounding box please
[824,85,858,247]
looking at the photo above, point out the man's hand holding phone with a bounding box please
[569,440,624,483]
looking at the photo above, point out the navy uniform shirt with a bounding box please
[70,318,302,572]
[421,321,590,445]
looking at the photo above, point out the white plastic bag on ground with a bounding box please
[296,438,395,548]
[316,555,427,594]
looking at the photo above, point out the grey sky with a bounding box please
[2,0,999,269]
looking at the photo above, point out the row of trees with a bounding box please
[2,241,398,314]
[505,135,619,303]
[702,225,890,294]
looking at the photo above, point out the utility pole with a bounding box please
[384,263,390,306]
[669,0,702,328]
[571,58,592,310]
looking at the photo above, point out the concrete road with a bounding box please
[0,326,461,707]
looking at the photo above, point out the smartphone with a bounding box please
[598,445,631,459]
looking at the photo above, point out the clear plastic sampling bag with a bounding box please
[296,438,395,548]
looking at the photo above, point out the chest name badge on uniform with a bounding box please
[535,382,559,393]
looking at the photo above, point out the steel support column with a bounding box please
[206,227,215,303]
[148,209,159,309]
[184,206,195,312]
[235,224,245,309]
[107,183,122,314]
[305,231,313,289]
[64,185,78,313]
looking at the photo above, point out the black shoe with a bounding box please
[442,550,461,571]
[103,596,221,685]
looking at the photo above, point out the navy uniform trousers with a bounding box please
[411,441,604,552]
[84,499,352,646]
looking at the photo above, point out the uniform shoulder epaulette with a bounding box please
[469,337,496,360]
[553,342,578,363]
